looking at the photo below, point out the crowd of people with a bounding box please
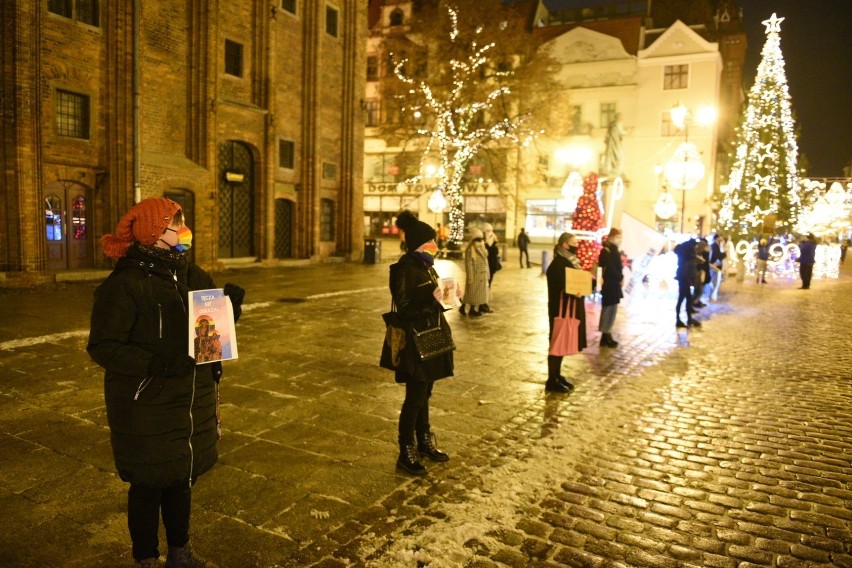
[87,200,844,567]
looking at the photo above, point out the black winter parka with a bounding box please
[88,247,220,488]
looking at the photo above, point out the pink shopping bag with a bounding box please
[549,295,580,356]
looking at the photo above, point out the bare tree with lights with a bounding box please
[382,1,565,247]
[718,13,804,239]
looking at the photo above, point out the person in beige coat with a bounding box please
[460,230,490,317]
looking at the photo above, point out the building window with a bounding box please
[48,0,72,18]
[281,0,296,15]
[600,103,617,129]
[225,40,243,77]
[323,162,337,180]
[366,56,379,81]
[48,0,99,26]
[278,139,295,169]
[45,195,63,241]
[76,0,98,26]
[664,64,688,90]
[389,8,404,26]
[365,100,380,127]
[661,112,678,136]
[325,5,339,37]
[320,199,335,241]
[56,89,90,139]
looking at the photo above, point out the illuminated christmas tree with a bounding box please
[718,13,802,238]
[573,172,603,271]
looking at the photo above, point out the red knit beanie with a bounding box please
[102,198,182,259]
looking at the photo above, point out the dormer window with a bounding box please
[389,9,404,26]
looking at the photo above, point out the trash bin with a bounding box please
[364,239,377,264]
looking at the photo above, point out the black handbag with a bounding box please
[411,316,456,361]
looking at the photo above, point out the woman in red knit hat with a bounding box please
[88,198,244,568]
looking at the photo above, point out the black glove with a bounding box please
[148,354,196,377]
[224,283,246,322]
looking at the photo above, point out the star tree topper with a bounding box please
[762,13,784,34]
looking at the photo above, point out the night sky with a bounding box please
[737,0,852,177]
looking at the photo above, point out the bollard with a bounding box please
[541,250,550,275]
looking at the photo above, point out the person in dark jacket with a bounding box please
[597,228,624,348]
[88,198,244,568]
[388,211,456,475]
[517,228,531,268]
[545,232,587,393]
[796,233,817,289]
[756,237,770,284]
[481,223,501,312]
[674,238,700,328]
[709,233,727,299]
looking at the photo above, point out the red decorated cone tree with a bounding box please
[573,172,603,270]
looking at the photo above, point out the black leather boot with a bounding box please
[397,440,427,475]
[417,431,449,462]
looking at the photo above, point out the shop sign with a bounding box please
[365,182,503,195]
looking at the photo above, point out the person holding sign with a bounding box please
[88,198,244,568]
[545,232,588,393]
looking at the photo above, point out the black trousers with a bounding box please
[128,482,192,561]
[800,262,814,288]
[398,381,433,443]
[519,248,530,267]
[676,280,694,321]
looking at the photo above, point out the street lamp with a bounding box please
[664,103,715,232]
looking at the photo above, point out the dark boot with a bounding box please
[557,375,575,390]
[396,441,427,475]
[459,305,467,316]
[479,304,493,313]
[165,544,216,568]
[417,431,449,462]
[600,333,619,347]
[676,319,687,328]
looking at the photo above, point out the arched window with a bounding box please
[389,9,404,26]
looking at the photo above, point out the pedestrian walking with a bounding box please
[674,237,701,327]
[481,223,501,312]
[87,198,245,568]
[755,238,770,283]
[460,229,489,317]
[597,228,623,348]
[796,233,817,289]
[840,238,849,264]
[389,211,454,475]
[517,227,531,268]
[709,233,727,299]
[545,232,587,393]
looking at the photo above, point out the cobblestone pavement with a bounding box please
[1,258,850,567]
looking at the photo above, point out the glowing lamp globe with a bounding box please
[664,142,705,191]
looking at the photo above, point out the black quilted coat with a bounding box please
[88,246,221,488]
[388,253,454,384]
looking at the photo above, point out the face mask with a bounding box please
[421,241,439,257]
[161,226,193,252]
[568,245,578,254]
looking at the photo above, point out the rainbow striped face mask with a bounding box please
[162,226,193,252]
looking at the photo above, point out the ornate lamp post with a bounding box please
[664,103,715,232]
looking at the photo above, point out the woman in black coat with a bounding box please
[88,198,243,568]
[597,228,624,348]
[387,211,455,475]
[545,232,587,393]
